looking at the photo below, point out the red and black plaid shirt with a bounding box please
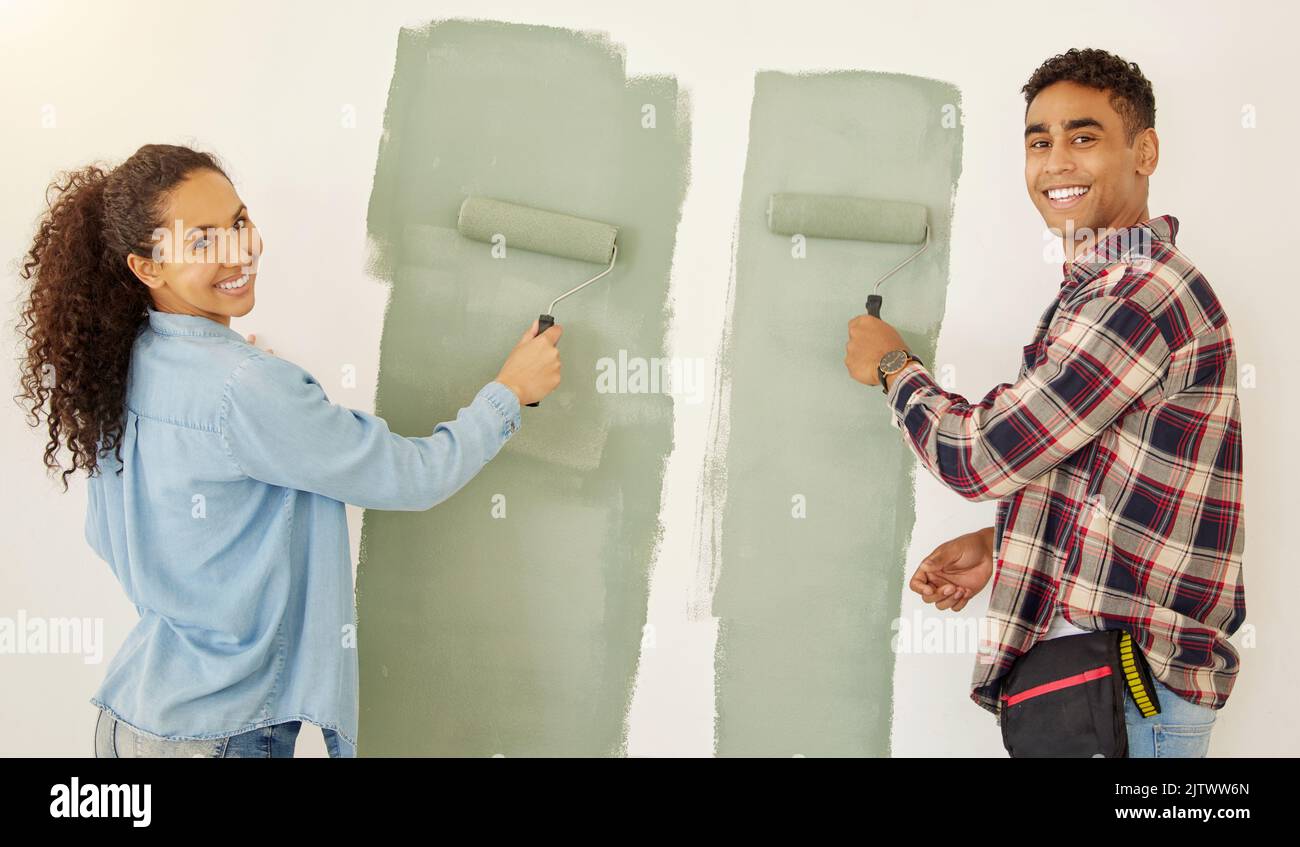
[887,214,1245,717]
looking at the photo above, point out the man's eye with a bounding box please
[1073,135,1095,143]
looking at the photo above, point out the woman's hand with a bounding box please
[245,333,275,356]
[495,319,563,406]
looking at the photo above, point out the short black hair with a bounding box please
[1022,48,1156,145]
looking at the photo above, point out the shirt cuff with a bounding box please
[477,381,522,441]
[885,361,935,428]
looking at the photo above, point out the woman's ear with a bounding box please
[126,253,165,290]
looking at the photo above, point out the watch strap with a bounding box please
[880,353,923,394]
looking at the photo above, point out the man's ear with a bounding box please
[1135,127,1159,177]
[126,253,165,290]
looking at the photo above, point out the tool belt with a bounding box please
[999,628,1161,757]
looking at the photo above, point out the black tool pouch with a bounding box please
[999,628,1161,758]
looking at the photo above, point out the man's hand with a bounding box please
[908,527,996,612]
[845,314,908,386]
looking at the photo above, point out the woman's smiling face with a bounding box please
[128,168,262,325]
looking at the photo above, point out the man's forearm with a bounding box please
[881,359,925,393]
[881,293,1171,504]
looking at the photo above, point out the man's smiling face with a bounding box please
[1024,80,1158,242]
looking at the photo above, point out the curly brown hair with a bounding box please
[14,143,230,492]
[1022,47,1156,145]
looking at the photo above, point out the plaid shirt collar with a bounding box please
[1061,214,1179,287]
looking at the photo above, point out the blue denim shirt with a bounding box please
[85,306,521,755]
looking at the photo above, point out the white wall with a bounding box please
[1,0,1293,756]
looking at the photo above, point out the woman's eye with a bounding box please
[192,218,249,251]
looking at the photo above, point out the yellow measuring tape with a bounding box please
[1119,630,1159,718]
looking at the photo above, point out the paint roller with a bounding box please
[766,193,930,317]
[457,195,619,407]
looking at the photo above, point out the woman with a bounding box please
[15,143,562,757]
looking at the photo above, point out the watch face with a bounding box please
[880,350,908,372]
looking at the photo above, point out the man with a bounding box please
[844,48,1245,757]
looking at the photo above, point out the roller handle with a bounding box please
[525,313,556,407]
[866,294,883,318]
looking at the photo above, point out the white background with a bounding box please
[1,0,1294,756]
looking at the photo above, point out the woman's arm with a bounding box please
[218,350,520,510]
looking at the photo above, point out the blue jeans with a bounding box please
[94,707,355,758]
[1124,678,1217,757]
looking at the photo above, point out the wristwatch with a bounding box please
[877,349,922,394]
